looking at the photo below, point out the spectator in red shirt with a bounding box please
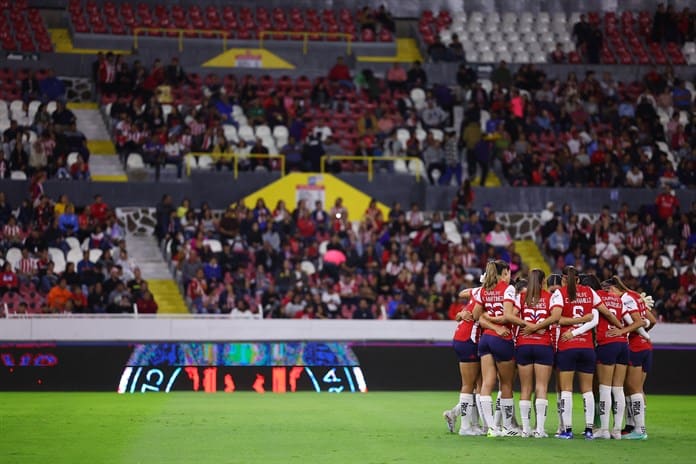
[328,57,353,89]
[90,194,110,226]
[655,185,679,223]
[0,262,19,296]
[136,290,159,314]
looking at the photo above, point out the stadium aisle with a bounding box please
[126,233,189,314]
[514,239,551,275]
[68,103,127,182]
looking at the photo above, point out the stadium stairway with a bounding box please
[69,102,128,182]
[126,233,189,314]
[514,239,551,275]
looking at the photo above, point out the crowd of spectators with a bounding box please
[0,189,157,315]
[453,62,695,189]
[154,188,694,323]
[0,67,86,180]
[539,191,695,322]
[97,51,466,181]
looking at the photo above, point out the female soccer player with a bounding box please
[511,269,561,438]
[553,266,621,440]
[443,287,483,436]
[594,275,651,439]
[607,276,657,440]
[471,260,518,437]
[545,274,565,435]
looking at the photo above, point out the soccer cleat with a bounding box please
[623,431,648,440]
[533,431,549,438]
[555,430,574,439]
[470,426,485,436]
[610,431,622,440]
[443,410,456,433]
[501,427,521,437]
[593,429,611,439]
[487,428,502,438]
[621,425,634,435]
[520,430,533,438]
[583,428,594,440]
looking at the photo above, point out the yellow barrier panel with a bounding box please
[320,155,423,182]
[259,30,353,55]
[186,152,285,179]
[133,27,231,52]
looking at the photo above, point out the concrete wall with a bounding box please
[2,175,695,213]
[1,317,693,344]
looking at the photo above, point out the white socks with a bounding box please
[471,393,480,428]
[458,393,474,432]
[598,385,612,431]
[493,394,502,428]
[519,400,532,434]
[625,396,634,428]
[630,393,646,434]
[479,395,495,430]
[501,398,515,430]
[535,398,549,434]
[560,391,573,431]
[582,391,595,429]
[611,386,625,432]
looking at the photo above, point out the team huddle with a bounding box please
[443,260,656,440]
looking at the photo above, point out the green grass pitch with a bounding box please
[2,392,695,464]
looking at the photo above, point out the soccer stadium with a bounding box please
[1,0,695,462]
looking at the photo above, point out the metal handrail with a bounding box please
[132,27,353,55]
[133,27,232,52]
[319,155,423,182]
[259,30,353,55]
[185,152,285,178]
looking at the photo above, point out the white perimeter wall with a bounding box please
[0,318,694,344]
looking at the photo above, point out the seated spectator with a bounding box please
[39,69,66,102]
[386,62,407,91]
[328,57,353,89]
[136,290,158,314]
[70,154,91,180]
[550,43,566,63]
[162,135,184,179]
[47,277,73,312]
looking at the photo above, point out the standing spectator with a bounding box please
[586,24,603,64]
[655,186,679,224]
[406,61,428,89]
[439,129,462,186]
[572,14,591,49]
[652,4,668,43]
[422,134,445,185]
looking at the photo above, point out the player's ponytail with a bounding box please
[482,261,499,290]
[525,268,545,307]
[563,265,578,301]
